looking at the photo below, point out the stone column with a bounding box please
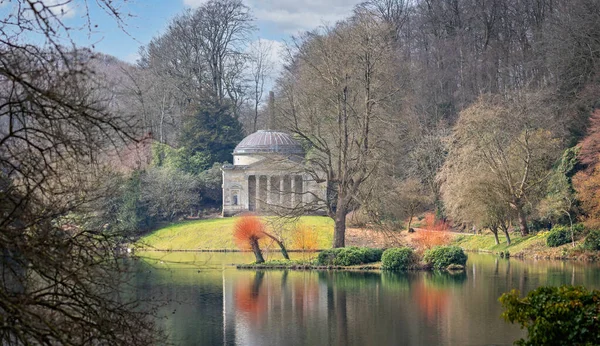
[266,175,272,205]
[243,175,249,209]
[255,175,261,211]
[290,175,296,207]
[301,175,307,204]
[279,175,284,207]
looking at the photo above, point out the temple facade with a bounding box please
[221,130,325,216]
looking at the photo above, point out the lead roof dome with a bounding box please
[233,130,304,155]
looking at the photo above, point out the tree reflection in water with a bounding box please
[136,252,600,346]
[235,271,266,318]
[414,272,467,323]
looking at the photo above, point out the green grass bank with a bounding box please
[452,230,599,260]
[137,216,334,251]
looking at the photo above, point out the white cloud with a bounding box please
[183,0,363,34]
[182,0,209,7]
[249,0,362,33]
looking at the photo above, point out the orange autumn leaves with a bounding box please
[413,213,451,250]
[233,214,266,250]
[291,225,319,251]
[233,214,319,252]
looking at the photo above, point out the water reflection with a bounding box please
[136,253,600,346]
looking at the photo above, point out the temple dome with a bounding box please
[233,130,304,155]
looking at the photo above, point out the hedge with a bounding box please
[583,230,600,251]
[423,246,467,269]
[381,247,416,271]
[316,247,383,266]
[546,226,572,247]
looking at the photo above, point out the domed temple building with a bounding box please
[221,130,326,216]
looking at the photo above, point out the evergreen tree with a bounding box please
[179,104,243,173]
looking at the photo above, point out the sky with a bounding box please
[19,0,365,64]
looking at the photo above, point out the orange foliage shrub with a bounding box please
[413,213,451,250]
[291,225,319,251]
[422,213,450,232]
[292,224,319,260]
[233,214,265,250]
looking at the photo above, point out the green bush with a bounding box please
[423,246,467,269]
[500,285,600,346]
[316,247,383,266]
[316,249,340,265]
[333,247,363,266]
[583,229,600,251]
[359,248,384,263]
[381,247,416,271]
[546,225,572,247]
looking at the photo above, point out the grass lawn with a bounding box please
[137,216,334,251]
[452,230,582,258]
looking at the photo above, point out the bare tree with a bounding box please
[276,11,401,247]
[247,39,274,132]
[440,162,514,244]
[439,93,562,236]
[0,1,163,344]
[194,0,255,106]
[137,0,256,138]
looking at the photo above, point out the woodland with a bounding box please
[1,0,600,343]
[95,0,600,247]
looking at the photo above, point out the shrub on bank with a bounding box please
[381,247,416,271]
[583,230,600,251]
[316,247,383,266]
[360,248,384,263]
[546,225,572,247]
[500,285,600,346]
[423,246,467,269]
[332,248,363,266]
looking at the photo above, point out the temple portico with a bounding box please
[221,130,325,217]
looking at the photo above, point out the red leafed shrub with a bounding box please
[233,214,266,263]
[233,215,265,248]
[423,213,451,232]
[413,213,451,250]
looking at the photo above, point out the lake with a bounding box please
[133,252,600,346]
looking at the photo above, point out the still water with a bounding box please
[133,252,600,346]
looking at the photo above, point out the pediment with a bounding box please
[243,155,304,171]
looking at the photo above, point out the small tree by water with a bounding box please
[234,215,266,263]
[233,214,290,263]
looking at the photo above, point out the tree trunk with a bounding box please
[491,226,500,245]
[333,208,347,248]
[262,231,290,260]
[567,212,575,248]
[516,205,529,236]
[250,237,264,263]
[501,225,511,245]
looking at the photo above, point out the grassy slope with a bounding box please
[452,230,592,259]
[137,216,334,251]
